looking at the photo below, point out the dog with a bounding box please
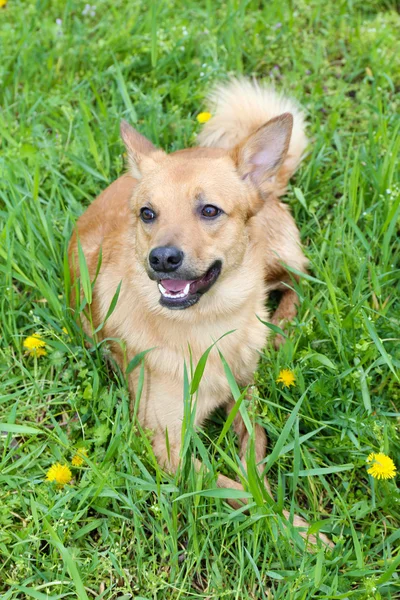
[69,79,330,545]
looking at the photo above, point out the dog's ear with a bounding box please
[232,113,293,192]
[120,120,165,179]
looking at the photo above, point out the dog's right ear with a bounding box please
[120,120,165,180]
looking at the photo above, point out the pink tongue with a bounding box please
[161,279,193,293]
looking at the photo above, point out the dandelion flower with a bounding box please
[197,112,212,124]
[276,369,296,387]
[367,453,396,480]
[0,0,7,7]
[71,447,88,467]
[46,463,72,486]
[23,334,47,357]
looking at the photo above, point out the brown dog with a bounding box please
[69,79,330,544]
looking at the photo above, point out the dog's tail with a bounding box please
[197,78,307,196]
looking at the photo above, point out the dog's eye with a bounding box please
[140,207,156,222]
[201,204,221,219]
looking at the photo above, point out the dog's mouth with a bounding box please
[157,260,222,310]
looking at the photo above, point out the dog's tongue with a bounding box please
[161,279,194,293]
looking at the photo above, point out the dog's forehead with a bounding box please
[146,155,241,205]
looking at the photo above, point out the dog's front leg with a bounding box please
[227,397,333,547]
[151,428,181,473]
[227,396,272,497]
[151,427,244,496]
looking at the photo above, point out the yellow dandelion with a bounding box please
[196,112,212,124]
[276,369,296,387]
[367,453,396,480]
[71,447,88,467]
[46,463,72,487]
[0,0,7,8]
[23,333,47,357]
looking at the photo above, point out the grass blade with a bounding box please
[261,393,305,475]
[43,518,90,600]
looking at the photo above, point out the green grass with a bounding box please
[1,0,400,597]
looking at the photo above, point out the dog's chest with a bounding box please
[99,269,268,425]
[144,313,267,408]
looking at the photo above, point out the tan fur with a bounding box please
[197,78,308,197]
[69,79,330,546]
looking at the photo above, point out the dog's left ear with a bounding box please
[232,113,293,193]
[120,120,165,180]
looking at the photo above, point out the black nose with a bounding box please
[149,246,184,273]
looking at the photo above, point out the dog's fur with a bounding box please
[69,79,330,544]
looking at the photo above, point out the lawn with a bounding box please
[1,0,400,598]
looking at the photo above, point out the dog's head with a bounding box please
[121,115,292,311]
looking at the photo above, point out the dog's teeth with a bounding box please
[158,282,189,300]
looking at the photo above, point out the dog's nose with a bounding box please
[149,246,184,272]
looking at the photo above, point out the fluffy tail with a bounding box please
[197,78,307,195]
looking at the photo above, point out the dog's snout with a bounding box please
[149,246,184,272]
